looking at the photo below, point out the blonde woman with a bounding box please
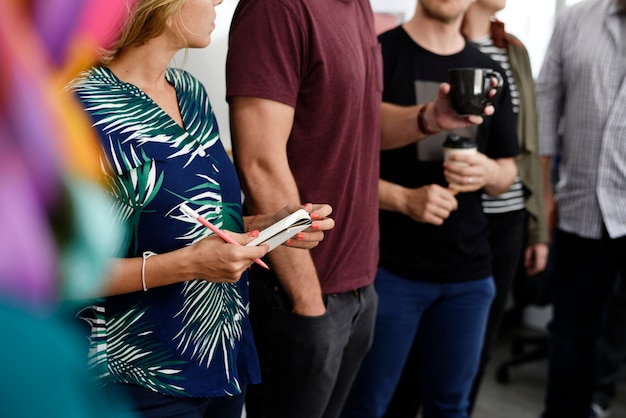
[69,1,333,417]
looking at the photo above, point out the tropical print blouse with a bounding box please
[70,66,260,398]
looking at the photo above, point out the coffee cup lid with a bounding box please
[443,134,476,149]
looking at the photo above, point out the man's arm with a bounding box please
[229,96,325,317]
[381,82,496,150]
[379,179,458,225]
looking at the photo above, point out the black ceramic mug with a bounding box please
[448,68,503,116]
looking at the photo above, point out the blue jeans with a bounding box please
[341,268,495,418]
[245,271,378,418]
[383,210,527,418]
[542,229,626,418]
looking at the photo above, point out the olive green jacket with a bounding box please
[506,33,549,245]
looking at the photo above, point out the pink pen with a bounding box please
[179,203,270,270]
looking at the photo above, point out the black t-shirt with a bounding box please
[378,26,519,282]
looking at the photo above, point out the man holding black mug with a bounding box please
[341,0,519,417]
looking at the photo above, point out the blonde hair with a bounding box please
[101,0,187,64]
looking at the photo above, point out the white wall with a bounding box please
[176,0,585,151]
[173,0,237,150]
[496,0,586,76]
[496,0,557,77]
[370,0,416,19]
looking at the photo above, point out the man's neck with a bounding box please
[403,10,466,55]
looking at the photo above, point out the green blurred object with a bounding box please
[56,176,124,302]
[0,299,137,418]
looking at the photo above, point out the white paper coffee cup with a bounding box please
[443,134,476,166]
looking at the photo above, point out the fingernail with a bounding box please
[311,222,319,229]
[250,230,259,237]
[286,239,293,246]
[311,213,319,220]
[297,233,305,240]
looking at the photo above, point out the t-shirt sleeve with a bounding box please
[226,0,304,108]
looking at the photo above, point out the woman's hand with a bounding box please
[242,203,334,251]
[276,203,335,249]
[524,243,549,276]
[184,231,270,283]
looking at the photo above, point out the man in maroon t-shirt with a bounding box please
[226,0,492,416]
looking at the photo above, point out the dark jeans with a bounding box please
[107,383,246,418]
[542,229,626,418]
[469,210,526,412]
[383,210,526,418]
[245,271,378,418]
[593,273,626,409]
[341,268,494,418]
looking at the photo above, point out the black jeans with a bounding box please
[107,383,246,418]
[593,273,626,409]
[468,210,526,412]
[542,229,626,418]
[245,271,378,418]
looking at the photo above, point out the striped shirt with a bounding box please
[537,0,626,239]
[472,36,525,214]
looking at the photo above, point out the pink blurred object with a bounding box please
[77,0,130,50]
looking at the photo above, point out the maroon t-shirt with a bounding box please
[226,0,381,294]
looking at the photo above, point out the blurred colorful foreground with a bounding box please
[0,1,141,417]
[0,0,127,308]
